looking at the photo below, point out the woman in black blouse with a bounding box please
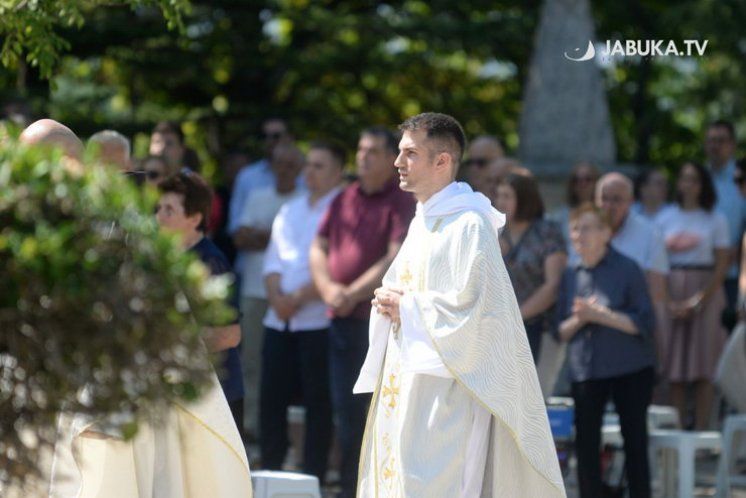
[495,173,567,362]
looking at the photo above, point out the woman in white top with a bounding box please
[656,162,730,430]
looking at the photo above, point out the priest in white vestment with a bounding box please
[48,372,253,498]
[355,113,565,497]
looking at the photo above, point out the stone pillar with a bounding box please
[519,0,616,179]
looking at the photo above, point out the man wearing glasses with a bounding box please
[705,120,746,330]
[460,135,505,197]
[228,118,294,236]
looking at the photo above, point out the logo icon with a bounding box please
[564,40,596,62]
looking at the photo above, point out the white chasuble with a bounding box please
[48,372,252,498]
[355,182,565,498]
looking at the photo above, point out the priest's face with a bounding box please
[395,129,449,201]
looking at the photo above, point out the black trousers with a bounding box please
[524,319,543,363]
[328,317,371,498]
[259,327,332,482]
[723,277,739,332]
[228,397,244,441]
[572,367,654,498]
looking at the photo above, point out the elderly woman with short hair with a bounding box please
[556,203,656,498]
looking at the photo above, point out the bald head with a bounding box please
[596,172,634,231]
[20,119,83,160]
[596,173,633,200]
[89,130,131,171]
[467,135,504,163]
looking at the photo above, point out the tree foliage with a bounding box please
[0,134,234,487]
[0,0,189,78]
[2,1,744,173]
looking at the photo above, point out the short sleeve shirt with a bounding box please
[612,212,670,275]
[190,237,244,402]
[317,179,416,319]
[655,206,730,266]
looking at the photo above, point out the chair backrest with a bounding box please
[251,470,321,498]
[715,322,746,413]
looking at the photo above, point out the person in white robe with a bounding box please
[12,119,251,498]
[355,112,565,498]
[49,372,253,498]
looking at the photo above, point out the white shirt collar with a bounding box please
[308,185,342,210]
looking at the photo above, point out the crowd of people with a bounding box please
[9,111,746,498]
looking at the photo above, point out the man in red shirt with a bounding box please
[310,127,415,498]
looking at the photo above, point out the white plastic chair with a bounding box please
[649,429,722,498]
[251,470,321,498]
[716,414,746,498]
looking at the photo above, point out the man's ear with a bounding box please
[435,151,452,173]
[188,212,203,231]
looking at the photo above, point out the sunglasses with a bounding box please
[463,158,490,168]
[572,175,596,184]
[262,131,284,141]
[146,170,163,180]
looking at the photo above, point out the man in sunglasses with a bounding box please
[460,135,504,196]
[228,118,295,238]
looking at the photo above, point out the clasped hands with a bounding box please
[270,291,301,321]
[319,282,357,318]
[372,286,404,324]
[571,296,605,325]
[668,292,704,319]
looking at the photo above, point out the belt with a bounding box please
[670,264,714,271]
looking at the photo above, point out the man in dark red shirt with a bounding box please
[310,127,415,498]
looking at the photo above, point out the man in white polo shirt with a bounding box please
[259,141,345,483]
[595,172,669,302]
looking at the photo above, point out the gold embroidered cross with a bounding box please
[382,458,396,481]
[382,373,400,409]
[399,265,413,289]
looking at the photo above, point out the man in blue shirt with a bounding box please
[156,172,245,433]
[705,120,745,329]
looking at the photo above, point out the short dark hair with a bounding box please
[675,161,717,211]
[633,168,667,201]
[158,171,213,232]
[501,173,544,222]
[708,120,736,141]
[152,121,185,144]
[398,112,466,165]
[309,140,346,168]
[361,126,399,155]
